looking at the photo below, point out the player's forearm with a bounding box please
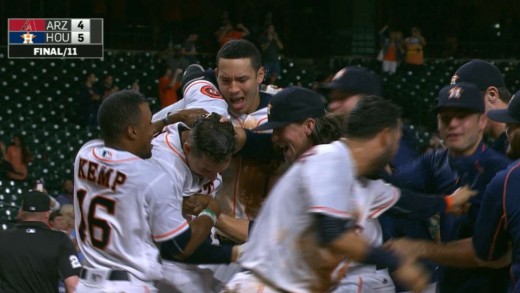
[415,238,480,268]
[215,214,249,243]
[328,230,370,262]
[64,276,79,293]
[328,230,403,271]
[177,216,216,260]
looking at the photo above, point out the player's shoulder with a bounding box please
[500,160,520,184]
[299,140,348,163]
[76,139,103,156]
[482,147,511,167]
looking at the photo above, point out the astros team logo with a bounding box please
[200,85,222,99]
[450,74,459,85]
[21,31,36,44]
[448,86,463,99]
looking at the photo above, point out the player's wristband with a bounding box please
[444,195,453,212]
[365,246,402,272]
[198,208,217,225]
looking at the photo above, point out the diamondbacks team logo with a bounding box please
[200,85,222,99]
[19,19,37,44]
[450,74,459,85]
[448,86,463,99]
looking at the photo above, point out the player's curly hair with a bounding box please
[98,90,148,143]
[309,112,348,145]
[346,95,402,139]
[216,39,262,71]
[187,113,236,163]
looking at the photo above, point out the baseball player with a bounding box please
[224,96,428,293]
[151,112,240,293]
[384,83,510,292]
[383,91,520,288]
[74,90,198,293]
[213,39,282,221]
[451,59,512,155]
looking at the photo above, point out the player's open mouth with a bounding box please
[230,97,245,107]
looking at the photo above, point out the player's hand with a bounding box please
[176,108,209,127]
[182,194,212,215]
[446,185,477,215]
[207,198,222,217]
[392,260,430,293]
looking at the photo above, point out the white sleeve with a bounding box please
[183,80,229,118]
[146,173,189,242]
[152,80,229,122]
[366,180,400,218]
[152,99,188,122]
[303,147,356,220]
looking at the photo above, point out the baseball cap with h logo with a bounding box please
[432,82,485,113]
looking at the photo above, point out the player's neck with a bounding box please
[342,138,378,177]
[105,140,135,156]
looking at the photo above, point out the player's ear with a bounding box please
[378,128,391,148]
[485,86,499,104]
[127,125,138,140]
[303,118,316,136]
[183,142,192,155]
[257,66,265,84]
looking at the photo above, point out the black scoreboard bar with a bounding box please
[8,18,104,59]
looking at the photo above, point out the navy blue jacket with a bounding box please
[474,160,520,292]
[385,141,510,292]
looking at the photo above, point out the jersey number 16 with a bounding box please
[77,190,116,250]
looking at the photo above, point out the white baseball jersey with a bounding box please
[150,122,222,197]
[74,140,188,282]
[238,141,400,292]
[340,179,400,273]
[152,80,229,122]
[238,141,355,292]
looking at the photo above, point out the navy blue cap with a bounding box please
[451,59,505,90]
[22,191,50,212]
[487,90,520,123]
[253,86,326,131]
[323,66,382,96]
[433,82,485,113]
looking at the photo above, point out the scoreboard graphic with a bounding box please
[8,18,103,59]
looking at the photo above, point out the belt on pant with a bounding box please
[80,268,130,281]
